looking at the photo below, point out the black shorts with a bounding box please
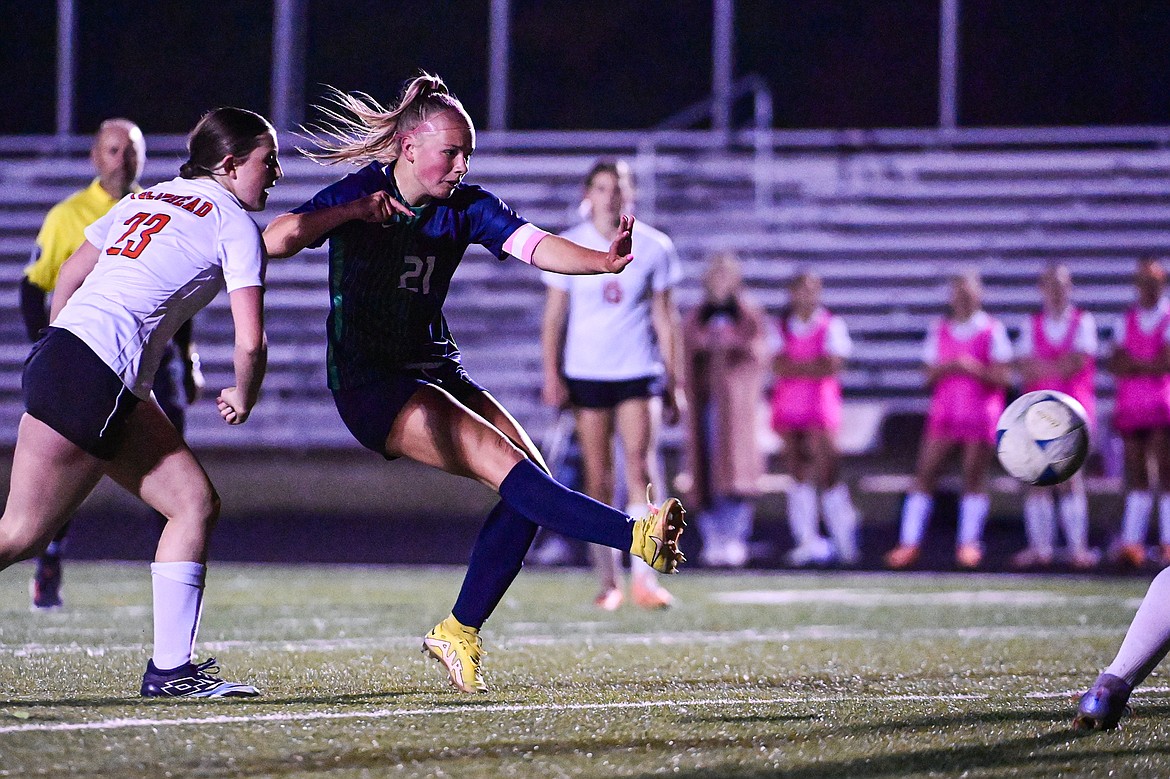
[23,327,141,460]
[566,375,664,409]
[332,361,486,458]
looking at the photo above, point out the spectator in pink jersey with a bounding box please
[771,272,860,566]
[886,271,1012,570]
[681,251,768,567]
[1012,263,1100,570]
[1108,257,1170,568]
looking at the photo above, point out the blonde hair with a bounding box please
[302,72,466,165]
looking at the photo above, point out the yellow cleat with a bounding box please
[422,615,487,693]
[630,494,687,574]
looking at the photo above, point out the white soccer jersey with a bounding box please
[54,176,265,399]
[543,220,682,381]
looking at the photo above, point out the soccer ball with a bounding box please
[995,390,1090,486]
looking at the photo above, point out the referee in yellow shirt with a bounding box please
[21,119,203,609]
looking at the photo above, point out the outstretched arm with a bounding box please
[531,215,636,275]
[264,191,413,258]
[48,241,101,323]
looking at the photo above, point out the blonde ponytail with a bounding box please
[301,72,465,165]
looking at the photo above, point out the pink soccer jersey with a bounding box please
[1024,310,1097,426]
[771,310,843,433]
[925,317,1006,445]
[1114,306,1170,433]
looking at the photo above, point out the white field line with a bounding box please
[0,623,1137,659]
[712,588,1144,609]
[3,687,1170,736]
[0,623,1139,658]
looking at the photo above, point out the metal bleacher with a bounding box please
[1,133,1169,456]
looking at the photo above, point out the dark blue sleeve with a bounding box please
[290,163,388,248]
[463,186,529,262]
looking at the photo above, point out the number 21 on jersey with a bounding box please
[398,255,436,294]
[106,212,171,259]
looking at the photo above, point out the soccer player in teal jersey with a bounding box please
[265,73,687,694]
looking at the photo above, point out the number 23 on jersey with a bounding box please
[106,212,171,259]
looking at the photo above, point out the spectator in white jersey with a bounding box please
[542,159,685,610]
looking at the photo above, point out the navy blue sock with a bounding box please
[498,458,634,550]
[451,501,538,629]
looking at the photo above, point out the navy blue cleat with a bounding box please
[1073,673,1133,731]
[140,658,260,698]
[30,555,63,611]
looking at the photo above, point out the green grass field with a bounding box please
[0,563,1167,778]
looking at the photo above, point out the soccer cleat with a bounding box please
[30,555,63,611]
[140,657,260,698]
[594,587,624,611]
[631,580,673,609]
[1116,542,1148,569]
[630,494,687,574]
[884,544,920,570]
[1073,673,1133,731]
[955,543,983,570]
[1010,547,1054,570]
[786,537,836,567]
[423,615,487,693]
[1066,547,1101,570]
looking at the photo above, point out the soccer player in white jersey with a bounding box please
[0,107,280,697]
[542,159,685,610]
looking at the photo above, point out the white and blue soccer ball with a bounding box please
[995,390,1090,486]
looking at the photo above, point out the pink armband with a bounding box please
[502,223,549,264]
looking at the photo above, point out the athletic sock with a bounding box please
[821,482,860,562]
[1105,567,1170,687]
[1159,494,1170,547]
[150,561,206,671]
[498,458,634,550]
[1023,490,1056,557]
[957,493,990,547]
[1122,490,1154,546]
[899,491,933,547]
[1058,485,1090,553]
[451,501,538,630]
[786,482,821,547]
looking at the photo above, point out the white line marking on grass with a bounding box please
[713,588,1143,609]
[0,623,1139,658]
[6,687,1170,736]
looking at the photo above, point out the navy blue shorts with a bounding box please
[332,361,486,458]
[566,375,664,409]
[23,327,141,460]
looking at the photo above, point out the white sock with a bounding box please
[1106,567,1170,687]
[627,502,658,586]
[151,561,206,671]
[1159,494,1170,547]
[1058,486,1090,553]
[957,493,990,547]
[1023,491,1056,557]
[821,483,860,563]
[787,482,821,546]
[899,491,933,546]
[1122,490,1154,546]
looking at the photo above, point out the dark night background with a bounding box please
[1,1,1168,134]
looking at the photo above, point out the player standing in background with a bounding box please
[541,159,684,610]
[1106,257,1170,568]
[19,119,204,610]
[263,73,686,694]
[1,107,279,696]
[771,271,860,567]
[885,271,1012,570]
[1011,263,1099,570]
[681,251,768,568]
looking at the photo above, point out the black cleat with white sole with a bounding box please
[140,657,260,698]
